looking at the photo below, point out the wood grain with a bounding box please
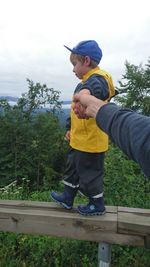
[0,200,148,247]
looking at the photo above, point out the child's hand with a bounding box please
[73,89,91,119]
[73,93,106,118]
[73,101,88,119]
[65,130,70,141]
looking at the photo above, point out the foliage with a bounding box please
[0,233,98,267]
[17,79,62,118]
[0,80,67,190]
[115,58,150,115]
[104,143,150,209]
[0,230,150,267]
[0,178,30,200]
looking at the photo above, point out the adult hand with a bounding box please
[73,93,106,118]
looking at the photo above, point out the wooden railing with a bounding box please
[0,200,150,266]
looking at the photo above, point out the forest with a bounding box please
[0,59,150,267]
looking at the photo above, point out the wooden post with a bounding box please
[98,242,111,267]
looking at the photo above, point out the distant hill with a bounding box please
[0,96,71,105]
[0,96,19,102]
[0,95,71,127]
[62,100,71,105]
[58,109,70,127]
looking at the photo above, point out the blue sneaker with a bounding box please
[50,185,77,210]
[77,197,106,216]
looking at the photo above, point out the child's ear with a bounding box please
[84,56,91,66]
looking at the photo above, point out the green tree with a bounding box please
[0,80,67,189]
[17,79,62,119]
[115,58,150,115]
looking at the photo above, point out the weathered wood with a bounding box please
[0,200,148,247]
[0,200,117,213]
[118,206,150,236]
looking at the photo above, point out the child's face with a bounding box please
[71,58,89,80]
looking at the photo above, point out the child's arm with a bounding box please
[76,75,109,100]
[65,116,71,141]
[65,130,70,141]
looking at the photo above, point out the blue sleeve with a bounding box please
[96,103,150,178]
[74,75,109,100]
[66,116,71,131]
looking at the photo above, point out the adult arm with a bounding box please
[96,103,150,178]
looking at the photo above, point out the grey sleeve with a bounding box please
[96,103,150,178]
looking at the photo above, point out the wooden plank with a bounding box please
[0,204,117,232]
[0,200,148,247]
[0,200,61,210]
[118,207,150,236]
[0,206,144,246]
[0,200,117,213]
[118,206,150,215]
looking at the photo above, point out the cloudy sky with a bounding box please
[0,0,149,100]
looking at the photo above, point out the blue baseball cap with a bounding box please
[64,40,102,64]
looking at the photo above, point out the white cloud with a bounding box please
[0,0,149,99]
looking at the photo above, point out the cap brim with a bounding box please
[64,45,73,53]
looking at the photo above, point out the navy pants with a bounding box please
[63,147,104,198]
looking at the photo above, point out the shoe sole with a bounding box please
[77,209,106,216]
[51,194,72,210]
